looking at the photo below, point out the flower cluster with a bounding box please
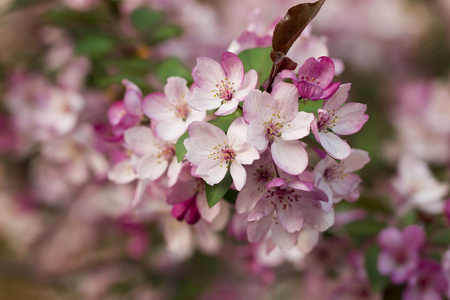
[108,41,369,254]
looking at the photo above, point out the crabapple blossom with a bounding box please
[314,149,370,206]
[107,79,144,139]
[166,163,222,225]
[184,117,259,191]
[243,82,314,175]
[143,76,206,141]
[186,51,258,116]
[107,126,179,206]
[311,83,369,160]
[392,154,449,215]
[247,176,331,250]
[403,259,448,300]
[377,225,425,284]
[280,56,340,101]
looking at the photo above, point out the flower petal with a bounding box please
[272,82,299,121]
[192,57,226,89]
[281,111,314,140]
[332,103,368,135]
[271,139,308,175]
[271,220,298,251]
[317,131,351,160]
[247,215,272,242]
[230,160,247,191]
[220,52,244,87]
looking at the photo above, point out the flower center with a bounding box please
[253,164,275,191]
[208,142,236,167]
[300,76,320,85]
[324,164,345,181]
[157,144,175,161]
[263,120,284,139]
[212,78,236,101]
[267,187,300,210]
[317,108,338,132]
[174,103,190,121]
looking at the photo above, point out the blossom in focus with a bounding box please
[392,154,449,215]
[311,83,368,160]
[377,225,425,284]
[243,82,314,175]
[314,149,370,207]
[186,51,258,116]
[143,76,206,141]
[184,117,259,191]
[281,56,340,101]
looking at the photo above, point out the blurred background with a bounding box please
[0,0,450,299]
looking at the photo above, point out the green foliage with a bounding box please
[238,47,272,87]
[365,245,390,292]
[75,35,114,58]
[205,170,233,208]
[154,57,192,84]
[299,99,323,113]
[131,7,165,31]
[343,219,386,237]
[175,131,189,162]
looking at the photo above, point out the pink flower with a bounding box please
[184,117,259,191]
[392,154,449,215]
[143,76,206,141]
[281,56,340,101]
[243,82,314,175]
[377,225,425,284]
[403,259,448,300]
[314,149,370,206]
[107,79,143,139]
[311,83,369,160]
[186,51,258,116]
[247,176,331,250]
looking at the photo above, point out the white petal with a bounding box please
[195,158,227,186]
[318,131,351,160]
[230,161,247,191]
[135,154,168,180]
[107,159,136,184]
[271,220,297,251]
[281,111,314,140]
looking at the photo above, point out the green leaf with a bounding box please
[154,57,192,84]
[205,170,233,208]
[131,7,165,31]
[238,47,272,87]
[209,110,243,132]
[343,220,386,237]
[75,35,114,58]
[152,25,183,44]
[271,0,326,61]
[299,99,323,113]
[365,245,390,292]
[175,131,189,162]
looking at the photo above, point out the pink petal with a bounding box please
[236,181,266,214]
[323,83,351,111]
[215,98,240,116]
[377,227,404,251]
[272,82,299,121]
[142,92,175,121]
[131,179,149,207]
[166,179,197,204]
[124,126,158,156]
[297,81,324,100]
[164,76,189,103]
[122,79,143,116]
[107,159,136,184]
[271,139,308,175]
[332,103,368,135]
[232,69,258,100]
[195,158,227,186]
[321,82,340,99]
[192,57,226,89]
[317,131,351,160]
[247,215,272,242]
[196,192,220,222]
[247,120,268,151]
[248,192,275,221]
[243,90,275,124]
[341,149,370,173]
[298,57,322,80]
[316,56,336,88]
[277,201,304,233]
[296,225,319,253]
[135,154,168,180]
[403,225,425,250]
[271,220,298,250]
[281,111,314,140]
[186,85,222,111]
[230,161,247,191]
[220,52,244,87]
[107,101,126,126]
[280,70,298,85]
[153,118,187,141]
